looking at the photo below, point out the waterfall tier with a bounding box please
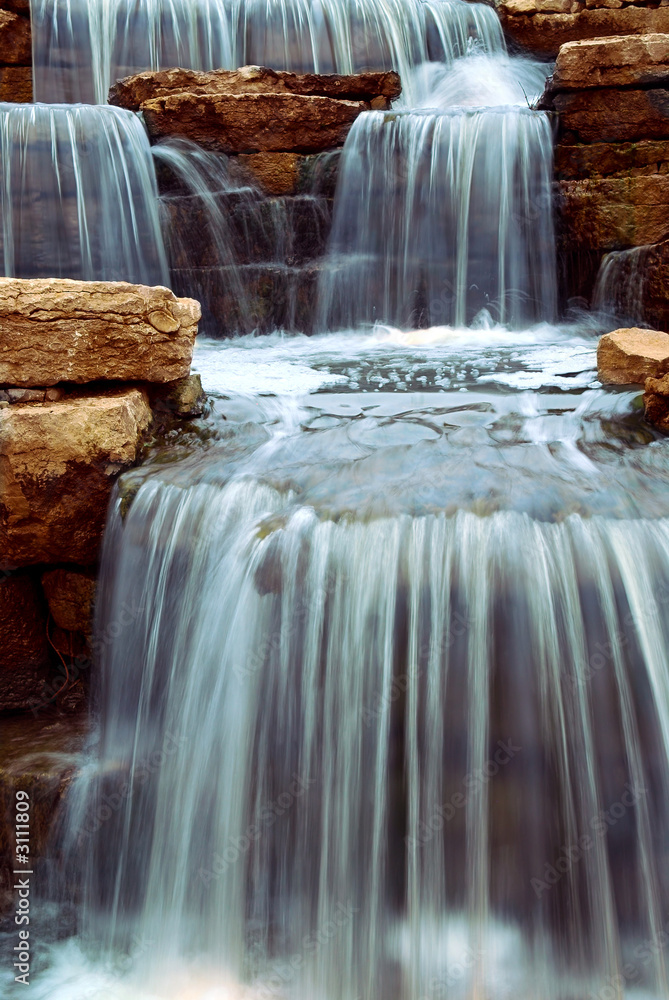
[30,0,505,104]
[0,104,168,285]
[318,107,557,330]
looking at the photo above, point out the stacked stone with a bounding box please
[539,33,669,303]
[0,0,32,102]
[0,277,202,713]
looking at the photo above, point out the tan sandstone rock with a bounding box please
[597,327,669,384]
[141,91,366,155]
[553,87,669,143]
[0,279,200,388]
[0,389,151,567]
[557,175,669,252]
[109,65,401,111]
[41,569,96,635]
[551,34,669,90]
[498,5,669,58]
[644,371,669,431]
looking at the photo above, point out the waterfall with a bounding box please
[54,471,669,1000]
[593,246,651,327]
[0,104,168,285]
[317,105,556,330]
[30,0,505,104]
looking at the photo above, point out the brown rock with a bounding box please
[644,371,669,430]
[553,88,669,143]
[109,64,401,111]
[557,175,669,252]
[0,9,30,65]
[0,66,31,101]
[0,389,152,567]
[152,374,207,418]
[554,139,669,179]
[236,152,304,195]
[597,327,669,384]
[141,92,366,155]
[499,6,669,58]
[41,569,96,634]
[551,34,669,90]
[0,573,49,713]
[0,279,200,388]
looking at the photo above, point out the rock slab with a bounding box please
[551,33,669,90]
[0,389,152,567]
[0,279,201,388]
[597,327,669,384]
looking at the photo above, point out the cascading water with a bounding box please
[0,103,168,284]
[592,246,651,327]
[8,0,669,994]
[30,0,504,104]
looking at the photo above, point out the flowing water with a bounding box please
[0,103,168,284]
[5,1,669,999]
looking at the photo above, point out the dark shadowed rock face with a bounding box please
[0,574,49,713]
[109,64,401,111]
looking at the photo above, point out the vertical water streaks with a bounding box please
[30,0,505,104]
[0,103,168,284]
[317,107,556,331]
[60,472,669,999]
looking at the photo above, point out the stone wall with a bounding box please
[110,66,400,335]
[497,0,669,58]
[0,0,32,101]
[539,33,669,306]
[0,278,202,715]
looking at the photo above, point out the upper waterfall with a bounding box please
[30,0,505,104]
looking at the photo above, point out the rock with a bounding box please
[597,327,669,384]
[0,389,152,567]
[7,389,46,404]
[498,5,669,58]
[109,65,401,111]
[151,374,207,418]
[0,279,200,388]
[553,138,669,180]
[0,9,31,65]
[0,66,31,102]
[236,152,305,195]
[552,88,669,144]
[0,573,49,713]
[557,175,669,253]
[141,92,366,155]
[41,569,96,634]
[644,371,669,430]
[550,34,669,90]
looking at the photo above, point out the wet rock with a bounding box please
[557,175,669,254]
[597,327,669,384]
[142,92,366,155]
[0,713,88,910]
[237,152,307,196]
[644,371,669,430]
[553,138,669,180]
[41,569,96,635]
[0,66,31,102]
[0,573,49,713]
[0,388,152,567]
[0,278,200,387]
[0,9,31,65]
[550,34,669,90]
[552,88,669,144]
[498,3,669,58]
[109,65,401,111]
[151,374,207,418]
